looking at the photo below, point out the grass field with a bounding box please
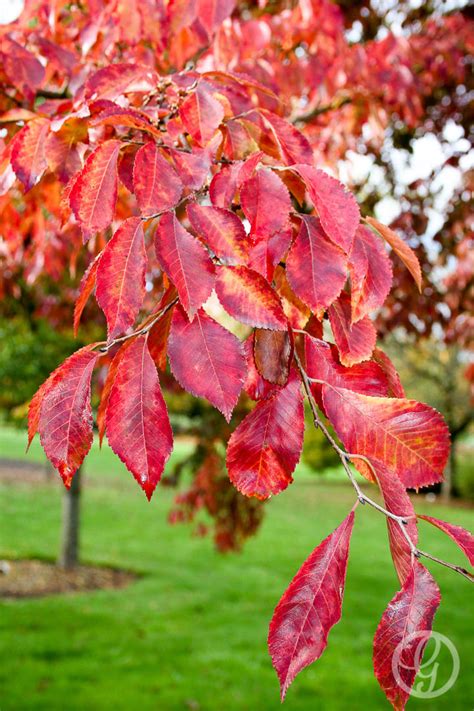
[0,426,473,710]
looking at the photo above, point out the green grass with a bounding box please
[0,427,473,710]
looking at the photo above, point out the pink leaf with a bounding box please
[96,217,147,339]
[373,562,441,710]
[168,305,245,422]
[269,511,355,700]
[10,118,50,190]
[349,225,393,322]
[187,203,250,265]
[133,142,183,217]
[240,169,291,240]
[37,346,98,487]
[226,370,304,498]
[105,336,173,500]
[295,165,360,252]
[155,212,215,320]
[418,515,474,567]
[286,216,347,312]
[329,292,377,366]
[215,265,287,330]
[69,140,121,241]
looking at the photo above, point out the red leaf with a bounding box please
[37,346,98,487]
[96,217,147,340]
[240,169,291,240]
[372,348,406,398]
[97,339,136,446]
[322,385,450,489]
[105,336,173,500]
[274,266,311,329]
[268,511,355,700]
[85,63,158,101]
[187,203,250,265]
[305,335,389,408]
[169,148,210,190]
[295,165,360,252]
[373,562,441,710]
[215,266,287,330]
[155,212,215,320]
[254,328,292,386]
[73,252,102,337]
[226,370,304,498]
[372,459,418,584]
[329,292,377,366]
[286,216,347,312]
[349,225,393,322]
[148,306,175,372]
[168,306,245,421]
[179,82,224,146]
[27,372,56,450]
[10,118,50,190]
[247,227,292,281]
[133,143,183,217]
[365,216,422,292]
[70,140,121,241]
[243,334,277,401]
[258,109,313,165]
[418,515,474,567]
[197,0,235,36]
[209,152,262,208]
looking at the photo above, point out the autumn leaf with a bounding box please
[286,216,347,312]
[304,335,389,412]
[168,306,245,422]
[36,346,99,487]
[179,81,225,146]
[268,511,355,700]
[328,292,377,366]
[226,370,304,498]
[365,216,422,292]
[254,328,292,386]
[215,265,287,330]
[294,165,360,252]
[11,118,50,190]
[418,515,474,567]
[105,336,173,500]
[240,168,291,240]
[243,334,278,401]
[349,225,393,322]
[155,212,215,320]
[373,562,441,710]
[133,142,183,217]
[73,251,102,337]
[69,140,121,241]
[322,385,450,488]
[187,202,250,265]
[372,459,419,584]
[95,217,147,340]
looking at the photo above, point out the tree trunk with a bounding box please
[441,439,458,502]
[58,466,81,569]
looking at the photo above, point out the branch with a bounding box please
[95,297,178,354]
[293,348,474,583]
[292,96,352,124]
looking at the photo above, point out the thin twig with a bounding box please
[95,297,178,354]
[293,347,473,583]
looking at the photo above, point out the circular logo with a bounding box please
[392,631,460,699]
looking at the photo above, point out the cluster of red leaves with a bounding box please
[1,2,473,708]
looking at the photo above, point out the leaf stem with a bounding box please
[95,297,178,353]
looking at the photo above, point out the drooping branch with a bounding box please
[293,348,474,583]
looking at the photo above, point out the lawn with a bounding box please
[0,426,472,710]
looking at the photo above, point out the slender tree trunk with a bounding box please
[58,466,81,569]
